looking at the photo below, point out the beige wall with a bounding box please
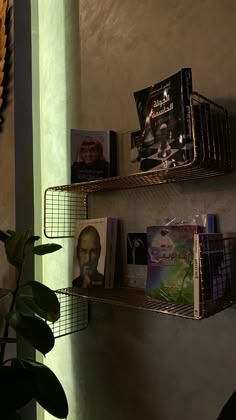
[71,1,236,420]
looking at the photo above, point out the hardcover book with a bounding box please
[134,68,193,172]
[146,225,199,304]
[71,129,117,183]
[72,217,118,289]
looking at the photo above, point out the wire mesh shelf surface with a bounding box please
[44,92,231,238]
[52,237,236,323]
[49,290,89,338]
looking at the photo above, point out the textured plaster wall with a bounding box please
[73,1,236,420]
[31,1,81,419]
[31,1,236,420]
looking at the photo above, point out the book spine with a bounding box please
[206,214,217,233]
[193,233,201,318]
[109,131,117,177]
[181,68,193,159]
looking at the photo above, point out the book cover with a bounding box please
[146,225,198,304]
[71,129,117,183]
[134,68,193,171]
[72,217,118,289]
[72,218,107,288]
[130,130,142,164]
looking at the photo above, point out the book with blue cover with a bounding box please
[146,225,199,304]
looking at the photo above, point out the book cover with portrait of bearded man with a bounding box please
[71,129,117,183]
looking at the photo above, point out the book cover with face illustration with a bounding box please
[72,218,107,288]
[71,129,116,183]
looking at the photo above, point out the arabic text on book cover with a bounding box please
[134,68,193,172]
[146,225,198,304]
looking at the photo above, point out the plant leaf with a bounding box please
[7,311,55,355]
[4,233,26,267]
[33,244,62,255]
[25,235,40,245]
[21,359,68,419]
[0,365,34,410]
[0,229,11,242]
[0,288,11,298]
[217,390,236,419]
[23,231,41,255]
[18,281,60,322]
[6,230,16,235]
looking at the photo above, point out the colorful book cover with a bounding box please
[146,225,198,304]
[71,129,117,183]
[133,68,193,171]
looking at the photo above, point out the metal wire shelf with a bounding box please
[49,290,89,338]
[50,237,236,325]
[44,92,231,238]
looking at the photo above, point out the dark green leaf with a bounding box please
[0,229,11,243]
[23,231,41,255]
[25,235,40,245]
[7,311,55,355]
[0,365,34,410]
[0,288,11,298]
[6,230,16,235]
[21,359,68,419]
[5,233,26,267]
[217,390,236,419]
[18,281,60,322]
[0,337,17,344]
[33,244,62,255]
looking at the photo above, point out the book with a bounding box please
[72,217,118,289]
[146,225,200,304]
[193,233,225,318]
[71,129,117,183]
[133,68,193,171]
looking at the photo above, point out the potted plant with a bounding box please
[0,229,68,420]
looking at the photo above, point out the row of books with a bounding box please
[70,68,193,183]
[146,225,226,311]
[72,215,229,316]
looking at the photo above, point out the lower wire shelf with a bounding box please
[49,290,89,339]
[50,284,234,338]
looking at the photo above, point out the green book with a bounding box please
[146,225,200,304]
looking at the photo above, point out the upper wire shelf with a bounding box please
[45,92,231,195]
[44,92,231,238]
